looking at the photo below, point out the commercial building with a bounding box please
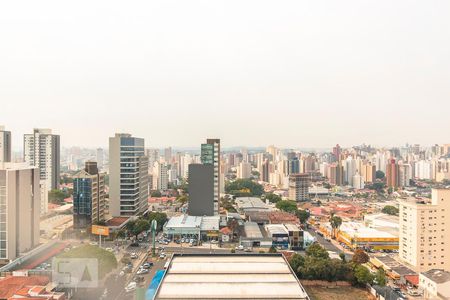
[109,133,149,217]
[23,128,60,190]
[284,223,303,250]
[399,189,450,273]
[0,163,40,263]
[201,138,220,215]
[162,215,220,241]
[265,224,289,249]
[73,162,106,229]
[288,173,309,202]
[334,222,399,251]
[235,197,273,213]
[188,164,214,216]
[419,269,450,300]
[153,254,310,300]
[0,126,11,163]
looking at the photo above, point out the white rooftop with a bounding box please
[155,255,309,299]
[340,222,397,239]
[165,215,202,229]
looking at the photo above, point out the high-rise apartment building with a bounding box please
[164,147,172,164]
[152,162,168,191]
[73,162,106,229]
[187,164,214,216]
[361,163,376,183]
[109,133,149,217]
[0,163,40,262]
[23,128,60,190]
[329,163,344,186]
[399,189,450,273]
[0,126,11,163]
[386,159,399,188]
[201,139,220,215]
[288,173,309,202]
[237,161,252,179]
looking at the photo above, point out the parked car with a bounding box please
[131,253,138,259]
[137,268,149,275]
[235,245,244,251]
[142,262,153,269]
[125,282,137,293]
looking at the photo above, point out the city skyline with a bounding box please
[2,0,450,149]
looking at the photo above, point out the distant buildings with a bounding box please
[201,139,220,215]
[329,163,344,186]
[152,161,168,191]
[237,161,252,179]
[96,148,104,169]
[0,126,11,163]
[109,133,149,217]
[288,173,309,202]
[188,164,215,216]
[73,162,106,229]
[386,158,399,189]
[0,163,40,262]
[23,128,60,190]
[399,189,450,273]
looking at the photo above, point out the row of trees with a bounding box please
[289,244,386,286]
[274,200,310,224]
[225,179,264,197]
[118,212,168,239]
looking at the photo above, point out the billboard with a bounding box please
[92,225,109,236]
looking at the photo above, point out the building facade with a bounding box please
[23,128,60,190]
[201,139,220,215]
[288,173,309,202]
[73,162,106,229]
[0,126,11,163]
[0,163,40,263]
[188,164,214,216]
[399,189,450,273]
[109,133,149,217]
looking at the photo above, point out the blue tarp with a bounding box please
[145,269,165,300]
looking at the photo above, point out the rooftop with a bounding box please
[422,269,450,284]
[165,215,202,228]
[154,254,309,300]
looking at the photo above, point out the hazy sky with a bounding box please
[1,1,450,150]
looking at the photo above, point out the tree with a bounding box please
[147,212,167,231]
[264,193,282,203]
[330,215,343,239]
[374,268,387,286]
[296,210,310,225]
[225,179,264,196]
[126,219,150,239]
[268,246,277,253]
[376,170,385,180]
[276,200,298,213]
[381,205,399,216]
[306,243,329,260]
[339,253,346,262]
[176,195,188,205]
[48,189,70,204]
[150,191,162,197]
[353,265,374,286]
[352,249,369,264]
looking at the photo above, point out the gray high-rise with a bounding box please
[201,138,220,215]
[188,164,214,216]
[0,126,11,163]
[109,133,149,217]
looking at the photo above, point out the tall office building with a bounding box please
[333,144,342,161]
[288,174,309,202]
[109,133,149,217]
[96,148,104,169]
[187,164,214,216]
[0,126,11,163]
[201,139,220,215]
[261,159,270,182]
[399,189,450,273]
[329,163,344,186]
[0,163,40,262]
[386,159,399,188]
[73,162,106,229]
[23,128,60,190]
[287,157,300,175]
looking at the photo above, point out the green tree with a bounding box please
[339,252,346,262]
[268,246,277,253]
[225,179,264,196]
[375,170,385,179]
[264,193,282,203]
[374,268,387,286]
[352,249,369,264]
[289,254,305,272]
[176,195,189,205]
[126,219,150,239]
[330,215,343,239]
[276,200,298,213]
[305,243,329,260]
[353,265,374,286]
[150,191,162,197]
[382,205,399,215]
[147,212,168,231]
[48,189,70,204]
[296,210,310,224]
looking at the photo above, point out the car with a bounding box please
[181,238,185,243]
[142,262,153,269]
[105,247,113,252]
[137,268,149,275]
[211,240,218,244]
[119,271,125,277]
[188,242,193,247]
[159,253,166,259]
[131,253,138,259]
[125,282,137,293]
[235,245,244,251]
[244,248,252,252]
